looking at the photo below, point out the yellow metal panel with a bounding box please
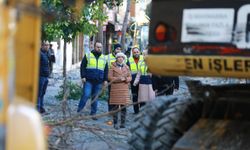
[0,6,8,124]
[8,0,39,6]
[15,1,41,104]
[6,97,47,150]
[146,55,250,78]
[0,6,16,124]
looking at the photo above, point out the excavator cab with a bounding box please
[146,0,250,78]
[129,0,250,150]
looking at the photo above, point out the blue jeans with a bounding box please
[77,81,102,115]
[37,76,48,111]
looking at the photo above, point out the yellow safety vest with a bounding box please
[86,52,106,70]
[129,55,143,74]
[139,60,148,76]
[106,53,116,67]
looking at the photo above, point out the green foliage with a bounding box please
[99,88,108,101]
[41,0,108,42]
[55,81,82,100]
[104,0,123,9]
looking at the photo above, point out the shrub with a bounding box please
[99,88,108,101]
[55,81,82,100]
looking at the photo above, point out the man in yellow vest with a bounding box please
[106,43,122,67]
[128,47,144,114]
[77,41,108,119]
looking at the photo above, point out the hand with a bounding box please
[81,78,86,83]
[103,81,108,87]
[125,78,130,83]
[154,90,158,94]
[120,77,126,81]
[133,83,137,86]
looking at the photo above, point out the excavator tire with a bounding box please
[129,95,203,150]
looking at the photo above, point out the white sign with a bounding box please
[181,9,235,43]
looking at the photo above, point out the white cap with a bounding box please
[116,52,126,60]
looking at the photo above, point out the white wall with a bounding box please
[52,40,73,71]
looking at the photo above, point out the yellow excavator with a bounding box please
[129,0,250,150]
[0,0,47,149]
[3,0,250,150]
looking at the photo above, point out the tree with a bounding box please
[121,0,131,51]
[96,1,104,43]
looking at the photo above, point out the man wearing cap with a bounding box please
[77,41,108,119]
[37,41,50,114]
[106,43,122,67]
[128,47,144,114]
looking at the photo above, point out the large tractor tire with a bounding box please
[129,95,203,150]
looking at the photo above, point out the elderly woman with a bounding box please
[108,52,132,129]
[133,50,155,111]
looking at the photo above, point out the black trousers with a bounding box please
[139,102,146,109]
[131,84,139,114]
[49,62,53,75]
[108,85,112,111]
[110,105,126,125]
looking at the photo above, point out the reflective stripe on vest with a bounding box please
[106,53,116,67]
[86,52,106,70]
[129,56,143,74]
[139,61,148,75]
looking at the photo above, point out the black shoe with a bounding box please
[120,124,125,128]
[38,107,46,114]
[77,109,82,113]
[92,117,98,120]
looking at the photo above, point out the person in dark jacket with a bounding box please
[37,41,50,114]
[48,44,56,77]
[152,75,179,96]
[77,41,108,119]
